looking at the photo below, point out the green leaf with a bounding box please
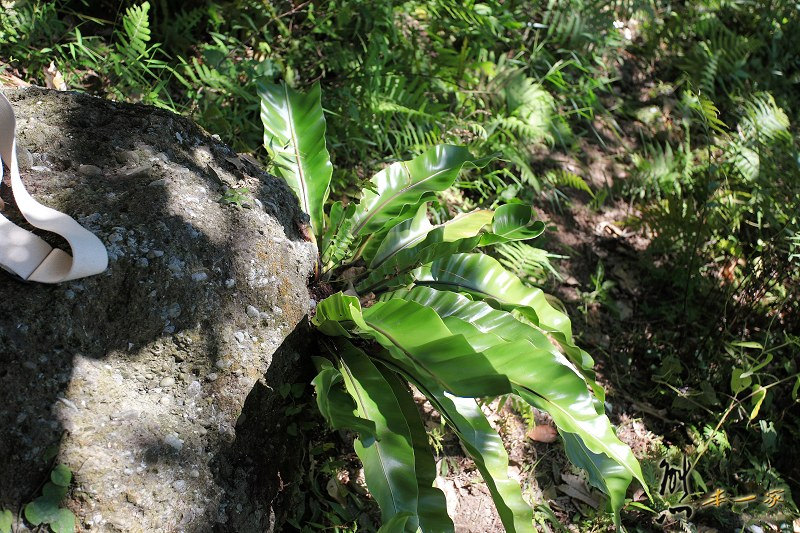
[119,1,151,57]
[408,378,535,533]
[311,357,377,445]
[749,386,767,420]
[480,204,545,245]
[729,341,763,350]
[377,513,415,533]
[442,210,497,241]
[412,254,595,373]
[379,363,454,532]
[370,203,435,268]
[24,501,43,526]
[356,196,439,265]
[383,286,595,375]
[370,206,499,269]
[730,367,751,394]
[350,145,491,240]
[361,299,512,397]
[313,294,512,397]
[321,201,356,262]
[414,253,572,341]
[625,501,656,513]
[436,315,647,503]
[258,81,332,236]
[691,469,708,493]
[50,509,75,533]
[311,292,363,337]
[0,509,12,533]
[42,482,68,501]
[561,432,631,527]
[357,225,484,294]
[24,497,60,527]
[336,341,420,530]
[51,464,72,487]
[739,353,773,378]
[360,207,545,294]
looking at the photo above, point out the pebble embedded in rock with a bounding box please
[125,164,152,179]
[224,278,235,288]
[233,331,245,343]
[159,377,175,388]
[245,305,259,319]
[164,434,183,451]
[166,303,181,319]
[111,410,140,421]
[192,272,208,282]
[172,480,187,492]
[17,146,33,169]
[78,164,102,177]
[187,380,201,397]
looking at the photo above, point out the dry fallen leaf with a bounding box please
[0,69,30,88]
[558,473,600,508]
[326,476,347,505]
[340,266,366,282]
[359,292,376,307]
[719,257,744,283]
[526,424,558,443]
[44,61,67,91]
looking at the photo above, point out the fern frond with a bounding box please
[726,143,760,181]
[631,142,686,198]
[545,169,594,197]
[118,2,152,58]
[738,92,791,145]
[427,0,505,37]
[496,242,564,284]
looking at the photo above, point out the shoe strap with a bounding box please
[0,91,108,283]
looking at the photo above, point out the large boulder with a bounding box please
[0,88,317,531]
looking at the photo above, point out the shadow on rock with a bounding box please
[0,87,316,532]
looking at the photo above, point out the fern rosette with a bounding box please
[260,82,648,532]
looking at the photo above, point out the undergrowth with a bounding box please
[1,0,798,530]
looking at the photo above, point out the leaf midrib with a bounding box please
[282,84,311,217]
[364,317,444,389]
[515,384,641,484]
[353,160,458,236]
[340,360,401,516]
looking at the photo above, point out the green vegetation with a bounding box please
[2,464,76,533]
[258,81,644,530]
[2,0,799,530]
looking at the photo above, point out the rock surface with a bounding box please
[0,88,317,531]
